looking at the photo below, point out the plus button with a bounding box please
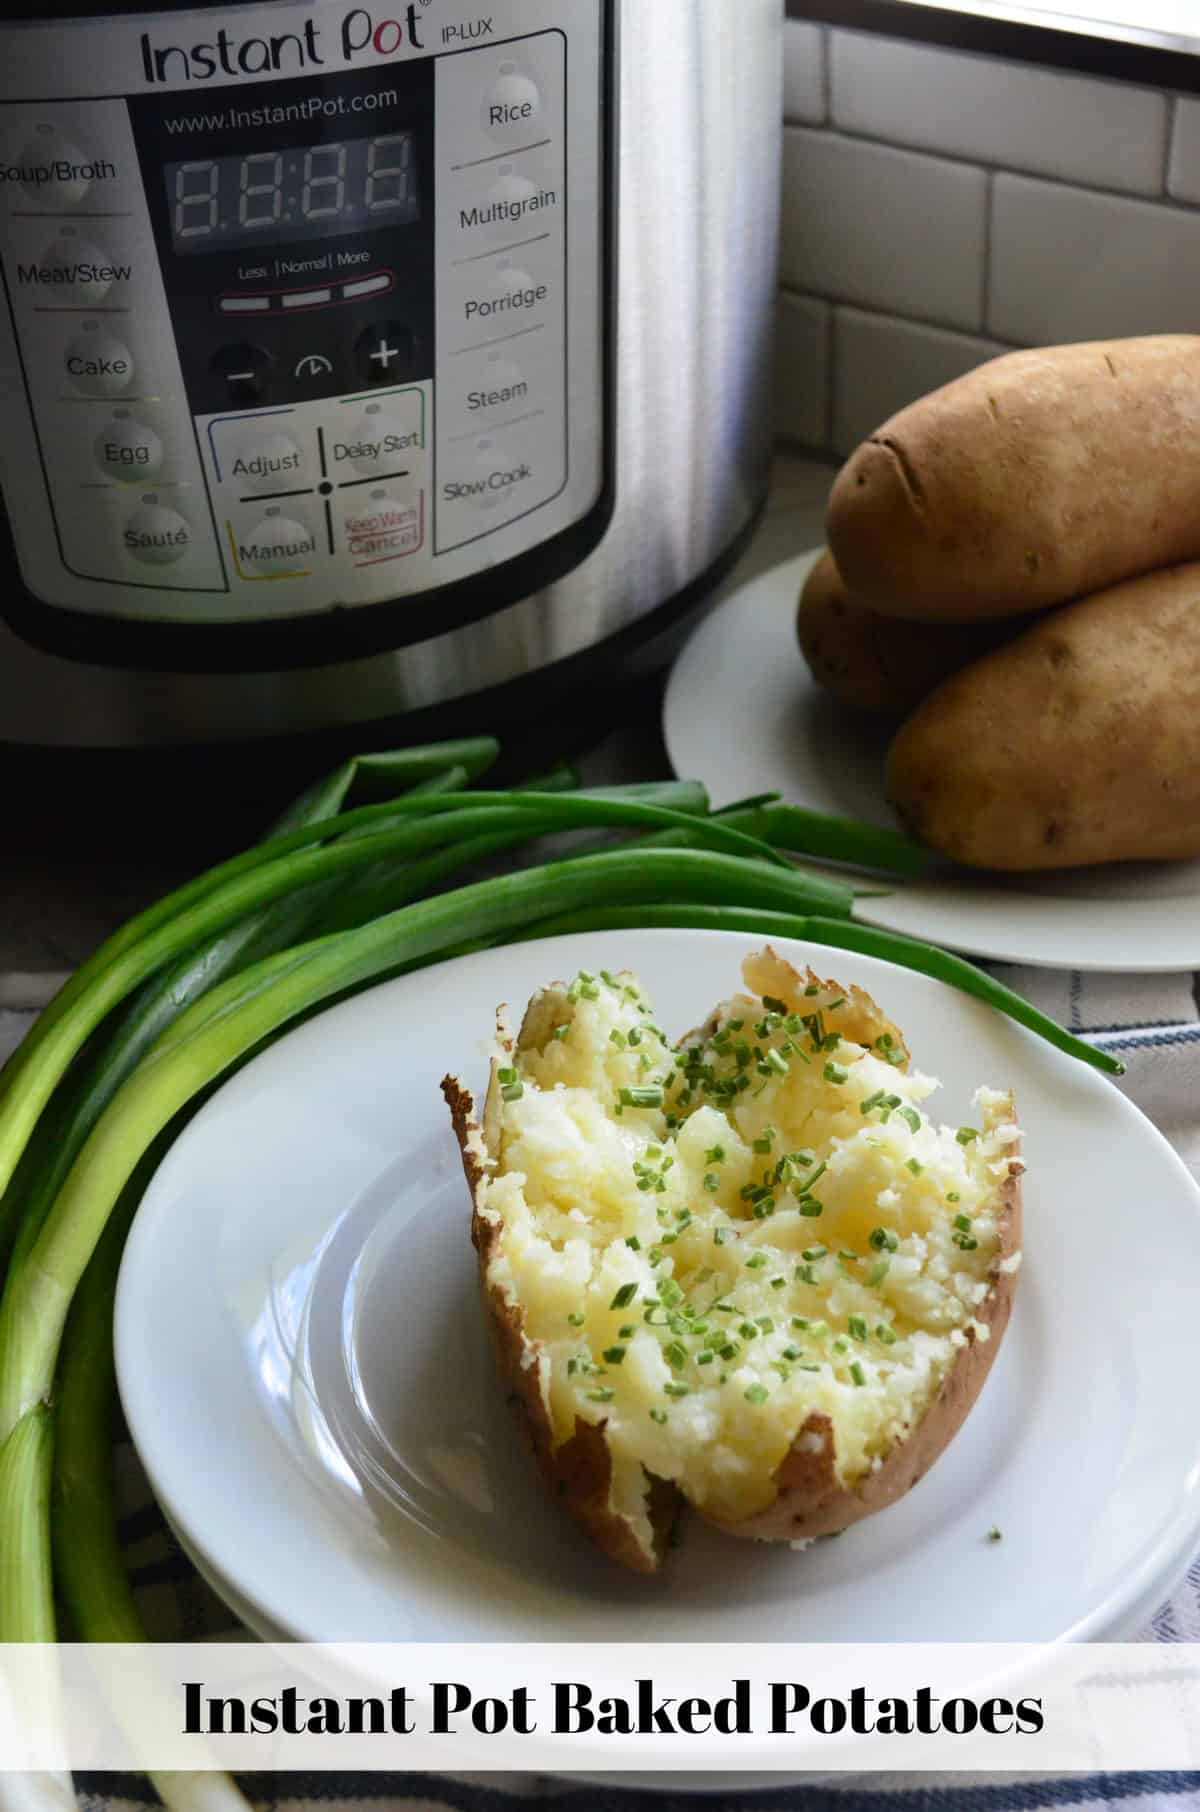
[355,321,416,384]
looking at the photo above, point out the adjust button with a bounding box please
[94,410,163,482]
[355,321,418,384]
[65,323,133,397]
[226,427,308,494]
[122,495,191,566]
[211,343,271,406]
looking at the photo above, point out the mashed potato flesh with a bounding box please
[481,967,1016,1542]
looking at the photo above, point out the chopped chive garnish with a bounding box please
[876,1324,897,1344]
[704,1144,726,1165]
[625,1235,641,1251]
[756,1316,775,1333]
[898,1106,922,1133]
[738,1322,759,1341]
[649,1407,668,1424]
[745,1252,768,1269]
[770,1275,786,1290]
[956,1126,979,1145]
[783,1344,802,1362]
[798,1198,824,1218]
[869,1227,899,1252]
[848,1315,868,1341]
[833,1336,849,1353]
[802,1246,827,1262]
[697,1351,714,1365]
[849,1361,866,1387]
[906,1158,923,1175]
[664,1340,687,1369]
[704,1172,720,1193]
[954,1212,972,1232]
[602,1346,627,1365]
[500,1081,524,1101]
[619,1086,664,1108]
[663,1382,690,1398]
[868,1259,890,1288]
[610,1282,638,1309]
[823,1061,848,1085]
[744,1384,769,1404]
[586,1387,615,1402]
[791,1316,810,1331]
[618,1324,635,1338]
[839,1249,858,1262]
[550,1024,569,1042]
[798,1363,821,1373]
[713,1226,732,1246]
[766,1049,790,1076]
[947,1191,961,1203]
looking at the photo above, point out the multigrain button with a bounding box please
[235,506,317,576]
[95,411,163,481]
[481,64,541,142]
[480,170,539,242]
[123,496,190,565]
[65,323,133,396]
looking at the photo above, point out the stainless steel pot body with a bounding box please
[0,0,780,747]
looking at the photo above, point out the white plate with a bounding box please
[117,929,1200,1670]
[117,942,1200,1674]
[663,552,1200,971]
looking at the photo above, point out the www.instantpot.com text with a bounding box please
[162,87,397,135]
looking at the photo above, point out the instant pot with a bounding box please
[0,0,780,752]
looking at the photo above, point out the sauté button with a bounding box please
[123,496,190,566]
[95,411,163,481]
[482,65,541,142]
[355,321,417,384]
[65,323,134,397]
[211,343,271,406]
[235,506,317,576]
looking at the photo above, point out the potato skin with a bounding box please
[798,550,1012,718]
[887,561,1200,870]
[443,1000,680,1575]
[828,335,1200,623]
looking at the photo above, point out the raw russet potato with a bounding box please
[827,335,1200,623]
[443,947,1022,1573]
[797,550,1015,718]
[886,561,1200,871]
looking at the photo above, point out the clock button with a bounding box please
[355,321,417,384]
[95,411,164,481]
[65,324,134,397]
[123,496,191,565]
[482,65,541,141]
[211,343,271,406]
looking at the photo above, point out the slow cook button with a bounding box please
[343,488,422,561]
[65,324,134,396]
[481,65,542,142]
[234,506,317,576]
[123,496,191,565]
[441,437,536,513]
[330,397,423,476]
[95,410,163,481]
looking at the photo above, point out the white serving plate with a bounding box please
[116,930,1200,1768]
[663,552,1200,971]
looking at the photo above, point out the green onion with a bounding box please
[610,1282,638,1308]
[619,1086,665,1109]
[602,1347,627,1366]
[744,1384,769,1405]
[850,1361,867,1387]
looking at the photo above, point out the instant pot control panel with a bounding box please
[0,0,608,666]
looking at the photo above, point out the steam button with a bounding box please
[65,324,133,397]
[123,496,191,566]
[95,411,163,481]
[482,65,542,142]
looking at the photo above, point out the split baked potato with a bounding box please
[443,948,1022,1573]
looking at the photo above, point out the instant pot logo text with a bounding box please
[139,7,425,84]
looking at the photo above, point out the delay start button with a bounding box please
[123,496,190,566]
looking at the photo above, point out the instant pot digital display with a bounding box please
[164,132,419,252]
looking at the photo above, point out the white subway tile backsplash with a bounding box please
[831,308,1007,456]
[989,173,1200,343]
[830,30,1166,196]
[784,20,826,126]
[773,292,830,448]
[1168,97,1200,203]
[781,129,987,331]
